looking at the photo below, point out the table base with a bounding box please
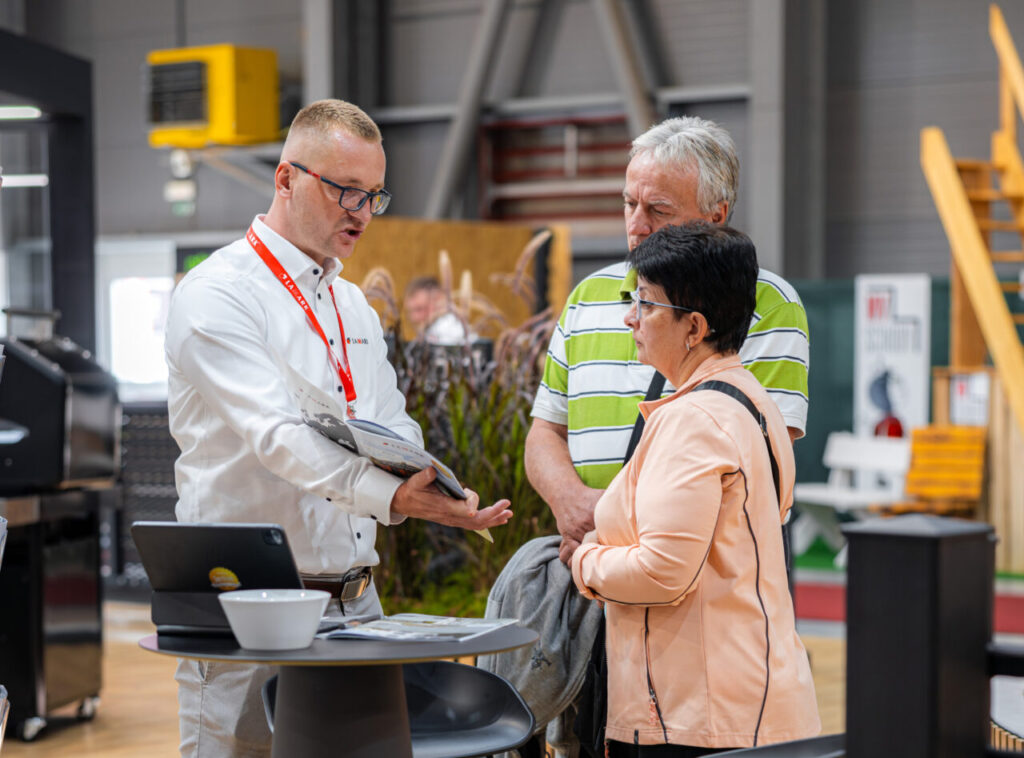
[271,664,412,758]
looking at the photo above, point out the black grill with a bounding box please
[0,336,120,494]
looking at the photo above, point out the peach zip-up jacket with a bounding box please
[571,354,820,749]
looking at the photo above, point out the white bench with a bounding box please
[792,432,912,560]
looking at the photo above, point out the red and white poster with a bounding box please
[854,275,931,439]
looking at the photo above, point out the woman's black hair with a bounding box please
[626,222,758,354]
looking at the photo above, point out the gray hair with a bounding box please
[630,116,739,223]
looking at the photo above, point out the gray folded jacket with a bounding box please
[477,535,604,739]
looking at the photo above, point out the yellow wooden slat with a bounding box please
[968,187,1024,201]
[911,426,987,443]
[899,423,988,503]
[911,452,984,466]
[992,250,1024,262]
[909,465,987,477]
[912,435,986,448]
[906,483,984,500]
[906,470,984,484]
[956,158,1000,172]
[906,486,983,498]
[912,423,986,437]
[992,4,1024,135]
[951,259,988,367]
[977,218,1024,232]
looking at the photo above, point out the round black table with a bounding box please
[141,625,537,758]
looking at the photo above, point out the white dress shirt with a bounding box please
[165,215,423,575]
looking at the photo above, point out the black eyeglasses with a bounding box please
[626,290,696,323]
[289,161,392,215]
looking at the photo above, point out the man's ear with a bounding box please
[274,162,294,197]
[710,202,728,225]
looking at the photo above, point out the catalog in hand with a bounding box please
[282,363,492,542]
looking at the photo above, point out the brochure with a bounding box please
[283,363,492,542]
[323,613,518,643]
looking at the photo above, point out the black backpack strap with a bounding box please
[624,371,666,464]
[691,380,781,509]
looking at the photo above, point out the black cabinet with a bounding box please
[0,491,104,741]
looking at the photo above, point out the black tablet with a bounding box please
[131,521,304,635]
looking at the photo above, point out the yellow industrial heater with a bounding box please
[147,44,279,148]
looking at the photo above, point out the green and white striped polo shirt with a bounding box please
[531,261,810,489]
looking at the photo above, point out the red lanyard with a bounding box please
[246,225,357,418]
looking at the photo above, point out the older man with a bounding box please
[165,99,511,757]
[526,116,809,563]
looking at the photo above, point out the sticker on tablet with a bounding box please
[209,566,241,591]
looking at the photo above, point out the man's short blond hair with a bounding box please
[290,99,381,142]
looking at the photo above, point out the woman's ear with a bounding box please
[689,311,711,344]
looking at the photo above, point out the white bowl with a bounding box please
[218,589,330,651]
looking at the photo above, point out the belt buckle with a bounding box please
[339,568,369,603]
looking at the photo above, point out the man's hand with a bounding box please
[555,487,603,564]
[390,467,512,530]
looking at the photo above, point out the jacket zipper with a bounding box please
[643,608,669,743]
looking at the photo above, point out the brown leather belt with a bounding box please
[301,566,372,603]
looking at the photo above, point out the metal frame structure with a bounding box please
[206,1,820,275]
[0,29,95,353]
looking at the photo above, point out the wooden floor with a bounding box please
[4,603,180,758]
[2,603,844,757]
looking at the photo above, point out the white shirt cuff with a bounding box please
[353,466,406,525]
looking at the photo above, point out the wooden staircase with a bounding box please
[920,4,1024,442]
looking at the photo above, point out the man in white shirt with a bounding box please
[164,100,512,758]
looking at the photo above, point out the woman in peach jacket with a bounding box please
[571,223,820,757]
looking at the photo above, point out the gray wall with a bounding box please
[14,0,761,268]
[5,0,1017,283]
[23,0,302,236]
[825,0,1024,277]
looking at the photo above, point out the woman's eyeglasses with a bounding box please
[627,290,696,322]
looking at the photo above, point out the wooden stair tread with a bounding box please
[957,158,1004,172]
[967,188,1024,201]
[1014,313,1024,324]
[992,250,1024,262]
[1000,281,1024,292]
[977,218,1024,231]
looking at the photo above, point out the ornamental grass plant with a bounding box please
[361,232,559,615]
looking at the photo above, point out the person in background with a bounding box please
[571,223,820,756]
[526,116,810,566]
[403,275,472,345]
[164,99,512,758]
